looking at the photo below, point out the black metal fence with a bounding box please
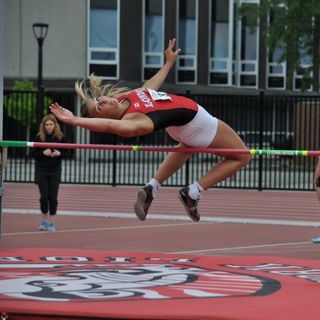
[3,89,320,191]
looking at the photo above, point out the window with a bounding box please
[232,0,259,88]
[176,0,198,84]
[239,3,258,87]
[88,0,119,79]
[267,47,286,89]
[294,40,312,91]
[209,0,231,85]
[266,8,285,89]
[143,0,164,81]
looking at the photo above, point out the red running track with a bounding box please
[1,182,320,259]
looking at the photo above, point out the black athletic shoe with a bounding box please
[178,186,200,222]
[134,184,154,221]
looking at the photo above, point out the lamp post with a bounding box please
[32,23,49,125]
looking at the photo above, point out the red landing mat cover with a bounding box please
[0,248,319,320]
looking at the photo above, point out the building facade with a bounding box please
[3,0,314,93]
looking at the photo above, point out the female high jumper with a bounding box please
[50,38,251,222]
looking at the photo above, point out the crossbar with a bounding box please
[0,140,319,156]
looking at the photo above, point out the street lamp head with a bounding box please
[32,23,49,47]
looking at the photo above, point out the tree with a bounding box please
[4,79,51,141]
[239,0,320,91]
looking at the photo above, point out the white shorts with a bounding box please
[165,105,218,148]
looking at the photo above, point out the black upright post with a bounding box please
[258,90,265,191]
[37,40,44,125]
[0,0,4,242]
[32,23,49,125]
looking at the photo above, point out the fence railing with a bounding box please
[3,89,320,191]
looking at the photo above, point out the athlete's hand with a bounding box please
[49,103,76,125]
[165,38,181,65]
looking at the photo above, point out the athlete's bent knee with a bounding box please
[236,154,251,168]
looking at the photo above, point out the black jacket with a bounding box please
[31,135,65,171]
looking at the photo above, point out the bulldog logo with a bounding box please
[0,263,280,301]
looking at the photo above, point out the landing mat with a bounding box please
[0,248,319,319]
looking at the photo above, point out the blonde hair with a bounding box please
[38,114,64,142]
[75,74,129,103]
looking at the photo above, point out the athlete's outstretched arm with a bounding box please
[143,38,180,90]
[49,103,154,137]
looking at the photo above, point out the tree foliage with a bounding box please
[239,0,320,91]
[4,79,51,127]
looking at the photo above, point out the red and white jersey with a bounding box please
[118,88,198,131]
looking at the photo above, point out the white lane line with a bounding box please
[171,241,312,254]
[4,208,320,227]
[2,221,199,236]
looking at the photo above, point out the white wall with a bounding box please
[4,0,87,79]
